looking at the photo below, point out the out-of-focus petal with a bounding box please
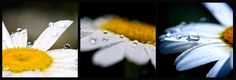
[203,3,233,27]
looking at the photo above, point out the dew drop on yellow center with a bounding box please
[221,26,233,46]
[99,16,156,44]
[2,48,53,73]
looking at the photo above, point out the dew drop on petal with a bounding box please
[89,38,97,44]
[187,32,200,41]
[175,35,182,40]
[16,28,22,32]
[175,28,181,32]
[120,35,124,38]
[166,33,171,37]
[63,44,71,49]
[102,38,108,43]
[49,22,54,27]
[27,42,32,45]
[103,31,108,34]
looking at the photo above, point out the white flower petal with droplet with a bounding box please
[80,16,156,68]
[32,20,73,51]
[2,20,78,77]
[80,30,127,52]
[159,2,233,78]
[11,29,28,47]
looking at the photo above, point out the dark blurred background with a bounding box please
[80,2,157,79]
[2,2,78,49]
[157,2,233,78]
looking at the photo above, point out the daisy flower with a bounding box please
[159,3,233,77]
[80,15,156,68]
[2,20,78,77]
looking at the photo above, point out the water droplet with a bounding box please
[50,31,59,37]
[27,42,32,45]
[175,35,182,40]
[89,38,97,44]
[120,35,124,38]
[175,28,181,32]
[16,28,22,32]
[63,44,71,49]
[187,32,200,41]
[102,38,108,43]
[103,31,108,34]
[133,40,139,44]
[166,33,171,37]
[49,22,54,27]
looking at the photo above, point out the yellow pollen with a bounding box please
[99,16,156,44]
[221,26,233,47]
[2,48,53,73]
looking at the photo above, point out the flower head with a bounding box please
[159,3,233,77]
[2,20,78,77]
[80,15,156,68]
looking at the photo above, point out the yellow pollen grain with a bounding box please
[2,48,53,73]
[100,16,156,44]
[221,26,233,47]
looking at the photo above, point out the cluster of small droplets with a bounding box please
[162,22,200,42]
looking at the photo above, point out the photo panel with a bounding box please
[80,2,157,79]
[157,2,233,78]
[2,2,78,78]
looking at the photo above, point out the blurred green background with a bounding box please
[2,2,78,49]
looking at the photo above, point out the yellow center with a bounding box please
[2,48,53,73]
[221,26,233,47]
[100,16,156,44]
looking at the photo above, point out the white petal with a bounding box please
[11,29,28,47]
[2,71,12,77]
[145,45,156,68]
[51,62,77,71]
[94,15,113,28]
[80,30,94,38]
[44,67,77,77]
[2,21,14,48]
[32,20,73,51]
[170,23,225,38]
[125,42,150,65]
[175,43,230,71]
[80,17,98,30]
[203,3,233,27]
[92,42,126,67]
[10,71,44,77]
[159,41,198,54]
[80,30,126,51]
[207,53,231,77]
[47,49,78,61]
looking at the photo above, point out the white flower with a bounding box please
[2,20,78,77]
[80,16,156,68]
[159,3,233,77]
